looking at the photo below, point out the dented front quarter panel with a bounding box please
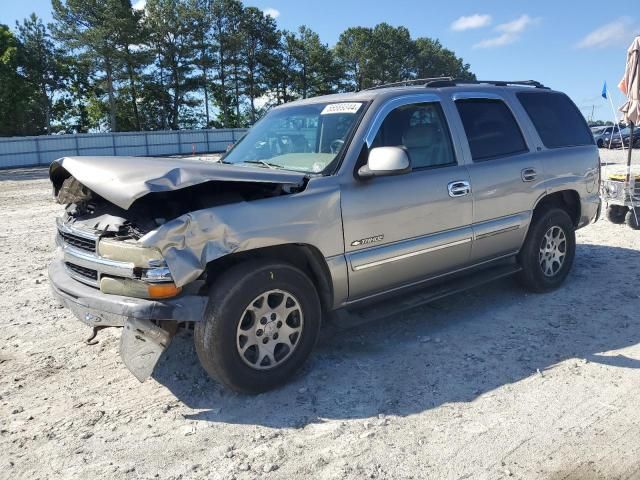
[139,176,345,288]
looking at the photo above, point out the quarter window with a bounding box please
[371,102,456,169]
[517,92,594,148]
[455,99,528,161]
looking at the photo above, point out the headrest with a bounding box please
[403,126,437,149]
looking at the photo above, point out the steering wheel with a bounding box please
[330,139,344,154]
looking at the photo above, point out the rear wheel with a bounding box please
[517,208,576,292]
[606,205,628,224]
[194,260,321,393]
[626,208,640,230]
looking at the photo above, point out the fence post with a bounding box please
[144,132,149,156]
[35,137,42,166]
[111,133,116,155]
[177,130,182,155]
[74,134,80,157]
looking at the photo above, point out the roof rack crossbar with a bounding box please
[471,80,546,88]
[362,78,547,91]
[364,77,454,90]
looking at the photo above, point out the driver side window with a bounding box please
[372,102,456,169]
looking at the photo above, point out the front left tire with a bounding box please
[194,259,321,394]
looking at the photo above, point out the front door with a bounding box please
[341,97,473,300]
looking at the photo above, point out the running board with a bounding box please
[327,263,522,330]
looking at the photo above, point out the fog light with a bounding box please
[101,277,181,299]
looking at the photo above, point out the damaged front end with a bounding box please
[48,155,311,381]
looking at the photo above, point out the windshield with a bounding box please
[222,102,366,174]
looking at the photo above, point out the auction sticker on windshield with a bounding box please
[321,103,363,115]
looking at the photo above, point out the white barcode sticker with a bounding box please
[321,102,363,115]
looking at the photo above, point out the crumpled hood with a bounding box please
[49,156,307,209]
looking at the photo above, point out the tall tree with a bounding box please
[289,25,339,98]
[335,23,476,91]
[52,0,136,131]
[187,0,214,126]
[334,27,372,91]
[145,0,197,129]
[413,37,475,80]
[367,23,415,86]
[16,14,62,134]
[0,24,30,136]
[239,7,279,124]
[210,0,243,127]
[111,1,148,131]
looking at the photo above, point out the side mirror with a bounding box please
[358,146,412,179]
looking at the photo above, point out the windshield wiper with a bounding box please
[242,160,283,170]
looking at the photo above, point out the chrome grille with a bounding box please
[59,230,96,252]
[65,262,98,282]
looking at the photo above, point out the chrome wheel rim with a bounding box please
[236,289,304,370]
[539,226,567,277]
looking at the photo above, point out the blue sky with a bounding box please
[3,0,638,122]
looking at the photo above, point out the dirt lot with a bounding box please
[1,149,640,480]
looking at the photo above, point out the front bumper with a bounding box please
[49,259,208,327]
[49,259,208,381]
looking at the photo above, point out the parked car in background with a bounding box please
[48,78,601,393]
[609,127,640,149]
[593,125,625,148]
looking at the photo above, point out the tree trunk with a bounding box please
[105,57,117,132]
[157,50,167,129]
[171,54,180,130]
[201,47,210,126]
[219,50,227,127]
[302,63,308,99]
[233,62,240,124]
[125,47,141,131]
[41,84,51,134]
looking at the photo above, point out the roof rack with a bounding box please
[427,79,547,89]
[363,78,547,90]
[364,77,454,90]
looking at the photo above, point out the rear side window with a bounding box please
[517,92,594,148]
[455,99,528,161]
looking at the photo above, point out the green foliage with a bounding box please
[3,2,476,135]
[0,24,30,136]
[335,23,475,91]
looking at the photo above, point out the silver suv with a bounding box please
[48,79,601,393]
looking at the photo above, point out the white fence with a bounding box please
[0,128,248,169]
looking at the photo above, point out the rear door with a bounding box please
[451,92,545,262]
[340,94,473,300]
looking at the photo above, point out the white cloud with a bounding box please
[576,17,638,49]
[474,14,540,49]
[262,7,280,19]
[132,0,146,11]
[496,14,537,34]
[451,14,492,31]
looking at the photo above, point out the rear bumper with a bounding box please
[578,193,601,229]
[48,259,207,327]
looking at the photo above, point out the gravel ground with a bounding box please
[1,149,640,480]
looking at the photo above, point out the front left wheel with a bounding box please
[194,260,321,393]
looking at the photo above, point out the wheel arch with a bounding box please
[204,244,334,313]
[532,190,581,227]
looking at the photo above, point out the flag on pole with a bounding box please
[602,81,608,99]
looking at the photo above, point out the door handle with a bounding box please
[448,180,471,197]
[521,168,537,182]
